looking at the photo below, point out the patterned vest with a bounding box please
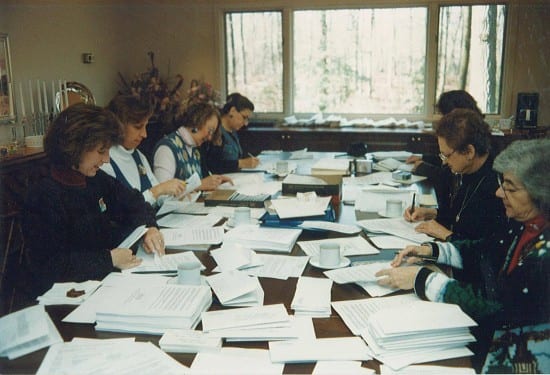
[155,131,203,180]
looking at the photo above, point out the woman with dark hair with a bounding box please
[404,109,506,246]
[202,93,258,174]
[102,95,187,207]
[22,103,164,297]
[377,139,550,368]
[153,102,232,191]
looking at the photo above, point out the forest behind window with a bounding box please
[225,4,506,116]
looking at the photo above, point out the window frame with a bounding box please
[217,1,510,123]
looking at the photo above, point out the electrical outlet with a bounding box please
[82,53,94,64]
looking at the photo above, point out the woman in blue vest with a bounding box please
[102,95,188,207]
[153,102,232,191]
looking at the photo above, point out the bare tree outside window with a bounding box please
[293,8,427,114]
[437,5,506,114]
[225,11,283,113]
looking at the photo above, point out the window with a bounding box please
[225,11,283,113]
[294,8,427,114]
[223,3,507,117]
[437,4,506,114]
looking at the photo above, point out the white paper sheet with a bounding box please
[269,337,371,363]
[161,227,224,246]
[298,236,379,257]
[191,348,283,375]
[201,303,289,332]
[357,218,433,244]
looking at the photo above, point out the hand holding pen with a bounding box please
[391,244,436,267]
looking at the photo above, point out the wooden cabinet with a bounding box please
[238,126,548,157]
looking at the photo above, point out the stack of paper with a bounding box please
[94,284,212,334]
[206,270,264,307]
[361,301,477,370]
[210,244,263,272]
[125,248,205,274]
[37,280,101,305]
[0,305,63,360]
[201,304,316,343]
[298,236,379,257]
[223,226,302,253]
[270,195,332,219]
[156,212,222,228]
[356,218,433,244]
[159,329,222,353]
[291,276,333,317]
[311,158,351,175]
[37,339,188,374]
[269,337,371,363]
[191,348,284,374]
[160,226,224,249]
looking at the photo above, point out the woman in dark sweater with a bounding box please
[22,103,165,297]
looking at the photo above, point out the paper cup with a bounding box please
[233,207,251,226]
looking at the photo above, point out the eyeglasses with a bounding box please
[438,149,455,162]
[238,111,250,124]
[497,174,524,199]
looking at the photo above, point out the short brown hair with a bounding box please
[435,108,491,156]
[106,95,153,125]
[45,103,122,169]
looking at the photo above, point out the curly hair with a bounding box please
[494,139,550,219]
[44,103,122,169]
[176,102,222,146]
[435,108,491,156]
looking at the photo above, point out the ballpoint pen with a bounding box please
[410,193,416,215]
[394,251,438,262]
[131,270,177,274]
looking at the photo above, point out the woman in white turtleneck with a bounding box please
[101,95,187,207]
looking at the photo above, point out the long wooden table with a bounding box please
[0,156,473,374]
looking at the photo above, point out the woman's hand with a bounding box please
[238,156,260,169]
[403,206,437,222]
[375,265,420,290]
[200,175,234,191]
[142,227,165,255]
[111,248,142,270]
[406,155,422,164]
[391,245,433,267]
[414,219,452,240]
[150,178,187,198]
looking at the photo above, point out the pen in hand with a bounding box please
[394,251,437,262]
[410,193,416,215]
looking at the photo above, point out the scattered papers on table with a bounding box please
[37,280,101,305]
[159,329,222,353]
[242,253,310,280]
[94,284,212,334]
[291,276,332,317]
[37,339,188,374]
[222,316,316,342]
[298,236,379,257]
[357,218,433,244]
[191,348,284,375]
[269,337,372,363]
[156,200,210,217]
[160,226,224,248]
[367,235,413,250]
[117,225,147,248]
[380,364,475,374]
[270,195,331,219]
[125,248,205,274]
[299,220,361,234]
[223,226,302,253]
[323,261,397,296]
[0,305,63,360]
[332,294,419,335]
[205,270,264,307]
[156,212,222,228]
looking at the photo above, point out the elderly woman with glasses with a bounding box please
[403,109,506,245]
[153,102,232,191]
[376,139,549,366]
[202,93,259,174]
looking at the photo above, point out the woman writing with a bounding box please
[22,104,165,297]
[202,93,259,174]
[376,139,549,365]
[102,95,187,207]
[403,109,505,243]
[153,102,232,191]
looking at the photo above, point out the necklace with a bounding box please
[455,176,486,223]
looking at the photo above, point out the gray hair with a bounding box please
[494,139,550,217]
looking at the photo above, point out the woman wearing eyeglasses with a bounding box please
[376,139,549,369]
[404,109,506,245]
[153,102,232,191]
[202,93,259,174]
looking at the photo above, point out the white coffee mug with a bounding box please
[356,159,373,174]
[177,261,201,285]
[276,160,289,175]
[386,199,404,217]
[233,206,251,226]
[319,242,340,267]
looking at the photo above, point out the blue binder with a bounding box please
[260,205,336,231]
